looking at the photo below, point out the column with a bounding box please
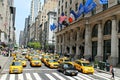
[110,15,118,65]
[84,24,92,59]
[96,21,103,61]
[75,30,80,59]
[70,30,73,56]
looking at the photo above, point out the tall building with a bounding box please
[19,31,24,48]
[40,0,58,49]
[0,0,16,48]
[56,0,120,66]
[30,0,41,25]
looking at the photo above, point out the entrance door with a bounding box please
[103,40,111,62]
[92,41,97,61]
[119,39,120,63]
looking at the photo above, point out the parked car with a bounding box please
[58,62,78,76]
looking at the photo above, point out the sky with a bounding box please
[14,0,44,44]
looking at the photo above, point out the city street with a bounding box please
[0,57,120,80]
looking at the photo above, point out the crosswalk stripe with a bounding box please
[25,73,32,80]
[9,74,15,80]
[52,73,66,80]
[79,73,95,80]
[73,76,83,80]
[94,73,110,80]
[77,74,91,80]
[0,74,8,80]
[33,73,42,80]
[45,73,56,80]
[65,76,76,80]
[18,74,24,80]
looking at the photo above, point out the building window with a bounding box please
[61,6,63,13]
[103,4,108,11]
[70,0,72,4]
[75,2,78,11]
[65,1,67,8]
[91,8,96,15]
[65,11,67,15]
[82,29,85,39]
[58,9,60,15]
[118,0,120,4]
[83,0,86,5]
[69,7,72,13]
[92,24,98,37]
[59,1,60,6]
[62,0,64,3]
[118,20,120,33]
[103,20,112,35]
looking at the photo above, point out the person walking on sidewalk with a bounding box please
[110,65,114,79]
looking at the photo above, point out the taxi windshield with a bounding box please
[12,62,21,66]
[82,62,92,67]
[32,57,39,60]
[49,59,57,62]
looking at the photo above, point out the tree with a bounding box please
[27,42,41,49]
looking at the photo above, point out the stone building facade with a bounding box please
[56,0,120,66]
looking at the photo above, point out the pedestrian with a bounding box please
[110,65,114,79]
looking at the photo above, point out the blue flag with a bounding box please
[76,3,84,18]
[84,2,97,14]
[50,23,56,31]
[70,10,78,20]
[85,0,93,7]
[99,0,108,4]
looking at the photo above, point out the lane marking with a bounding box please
[9,74,15,80]
[73,76,84,80]
[33,73,42,80]
[25,73,32,80]
[45,73,56,80]
[77,74,91,80]
[0,74,8,80]
[18,74,24,80]
[52,73,66,80]
[65,76,76,80]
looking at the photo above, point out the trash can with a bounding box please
[106,63,110,71]
[99,61,106,70]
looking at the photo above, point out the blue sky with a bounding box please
[14,0,44,44]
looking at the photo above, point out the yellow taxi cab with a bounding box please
[41,55,50,63]
[19,58,27,67]
[58,57,70,64]
[46,59,59,68]
[9,61,23,74]
[74,59,94,74]
[30,57,42,67]
[28,54,35,60]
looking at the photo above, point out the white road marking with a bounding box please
[77,74,91,80]
[79,73,95,80]
[0,74,8,80]
[9,74,15,80]
[25,73,32,80]
[73,76,84,80]
[65,76,76,80]
[45,73,56,80]
[94,73,110,80]
[18,74,24,80]
[52,73,66,80]
[33,73,42,80]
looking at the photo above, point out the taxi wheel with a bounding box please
[81,69,83,73]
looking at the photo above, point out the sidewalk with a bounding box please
[0,55,10,73]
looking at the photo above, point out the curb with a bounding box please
[95,68,110,74]
[0,56,11,74]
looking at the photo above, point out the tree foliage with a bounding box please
[27,42,41,49]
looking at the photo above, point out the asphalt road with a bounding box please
[0,57,120,80]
